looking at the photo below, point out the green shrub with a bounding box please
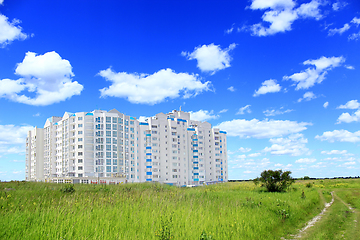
[253,170,294,192]
[60,184,75,193]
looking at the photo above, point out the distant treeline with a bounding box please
[229,176,360,182]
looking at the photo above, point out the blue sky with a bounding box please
[0,0,359,181]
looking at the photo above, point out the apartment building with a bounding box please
[26,109,227,186]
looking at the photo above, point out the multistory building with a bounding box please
[26,109,228,186]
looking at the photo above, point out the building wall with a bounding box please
[26,109,228,185]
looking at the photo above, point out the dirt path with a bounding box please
[283,190,359,240]
[286,191,335,239]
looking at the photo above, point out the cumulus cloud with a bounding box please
[332,1,348,11]
[236,105,251,115]
[99,68,210,105]
[323,102,329,108]
[182,43,236,74]
[189,110,219,122]
[336,110,360,124]
[321,150,351,155]
[0,13,28,47]
[298,91,316,102]
[283,56,345,90]
[216,118,311,139]
[239,147,252,153]
[219,109,228,113]
[296,158,316,163]
[315,129,360,143]
[263,107,293,116]
[328,23,350,36]
[352,17,360,26]
[264,133,310,156]
[227,86,236,92]
[0,51,83,106]
[248,0,324,36]
[337,100,360,109]
[348,31,360,41]
[0,124,33,154]
[253,79,281,97]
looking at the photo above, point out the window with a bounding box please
[106,152,111,158]
[78,159,83,163]
[113,124,117,130]
[112,117,117,123]
[106,131,111,137]
[113,159,117,165]
[113,131,117,137]
[113,138,117,144]
[78,145,83,149]
[106,138,111,144]
[113,145,117,151]
[106,124,111,130]
[78,138,83,142]
[113,166,117,172]
[106,117,111,123]
[78,117,83,121]
[106,145,111,151]
[118,118,123,124]
[106,166,111,172]
[78,124,83,128]
[78,152,83,156]
[106,159,112,165]
[78,131,83,135]
[78,166,83,170]
[95,159,103,165]
[152,131,157,134]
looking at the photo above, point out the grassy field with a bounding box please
[0,179,359,239]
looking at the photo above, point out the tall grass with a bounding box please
[0,180,339,239]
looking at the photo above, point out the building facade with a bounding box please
[26,109,228,186]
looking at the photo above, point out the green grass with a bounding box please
[0,179,359,239]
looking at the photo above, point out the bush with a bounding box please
[60,183,75,193]
[253,170,294,192]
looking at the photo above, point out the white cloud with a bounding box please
[253,79,281,97]
[321,150,350,155]
[332,1,348,11]
[336,110,360,124]
[227,86,236,92]
[239,147,251,153]
[248,152,261,158]
[138,116,150,122]
[216,118,311,139]
[225,24,235,34]
[348,31,360,41]
[0,0,4,5]
[337,100,360,109]
[328,23,350,36]
[315,129,360,143]
[283,56,345,90]
[248,0,324,36]
[345,65,355,70]
[182,43,236,74]
[99,68,210,105]
[219,109,228,113]
[263,133,310,156]
[298,91,316,102]
[0,14,27,47]
[189,110,219,122]
[296,158,316,163]
[236,105,251,115]
[351,17,360,26]
[0,124,33,155]
[323,102,329,108]
[33,112,40,117]
[0,51,83,106]
[263,107,293,116]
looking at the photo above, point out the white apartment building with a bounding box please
[26,109,228,186]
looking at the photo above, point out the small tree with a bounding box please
[253,169,294,192]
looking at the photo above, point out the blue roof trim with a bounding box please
[130,117,135,120]
[219,131,227,134]
[187,128,195,131]
[86,113,94,116]
[139,122,149,125]
[177,119,187,122]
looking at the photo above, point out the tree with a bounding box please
[253,170,294,192]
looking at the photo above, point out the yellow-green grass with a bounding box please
[1,179,357,240]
